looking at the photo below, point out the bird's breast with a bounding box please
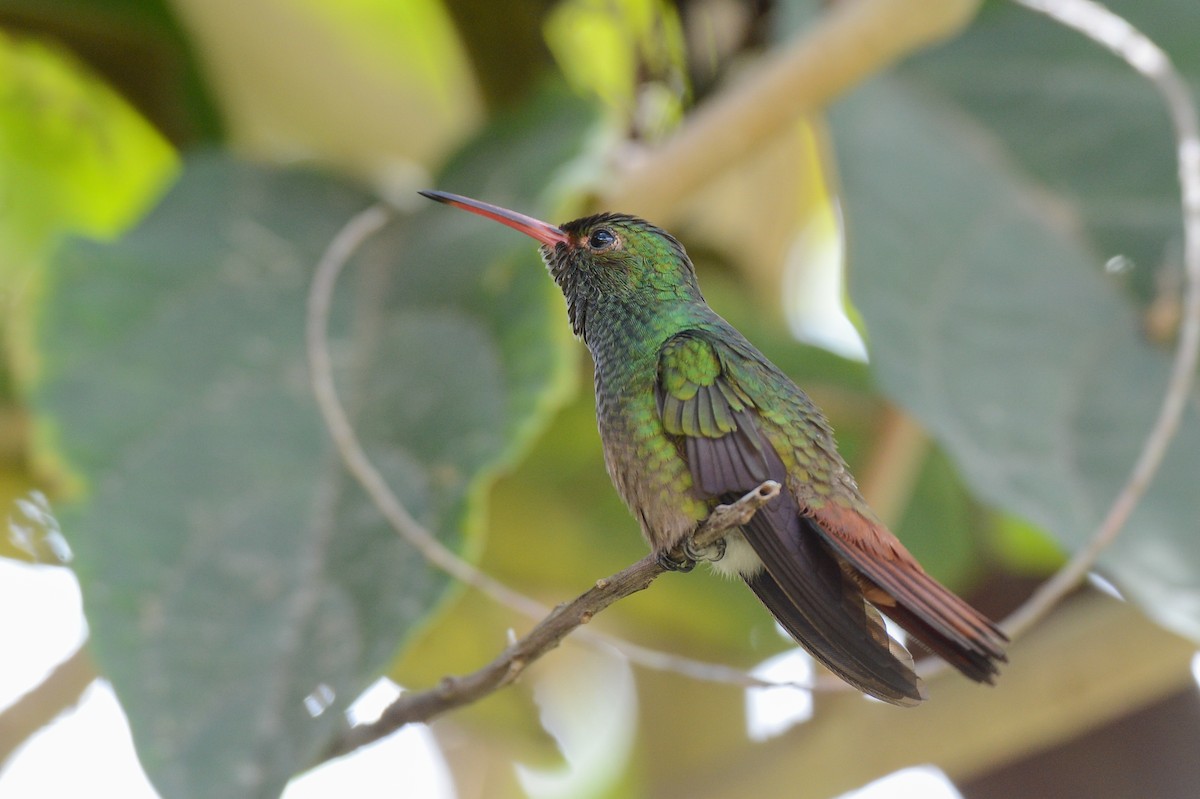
[592,357,710,552]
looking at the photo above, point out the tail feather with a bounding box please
[745,570,925,706]
[737,485,927,706]
[875,601,1001,684]
[806,502,1008,682]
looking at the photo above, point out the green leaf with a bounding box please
[545,0,688,138]
[0,31,175,250]
[991,512,1066,574]
[904,0,1199,300]
[166,0,483,171]
[0,29,175,558]
[40,158,378,797]
[831,77,1200,640]
[0,0,226,144]
[894,448,982,587]
[37,86,597,797]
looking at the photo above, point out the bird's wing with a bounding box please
[656,331,925,705]
[717,340,1008,682]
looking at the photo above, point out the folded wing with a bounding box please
[657,331,931,705]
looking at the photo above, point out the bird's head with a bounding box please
[420,191,701,338]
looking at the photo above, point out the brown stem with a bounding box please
[605,0,983,220]
[318,482,779,762]
[856,404,930,527]
[0,644,97,766]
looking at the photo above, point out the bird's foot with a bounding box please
[683,535,726,564]
[659,533,727,571]
[657,549,696,573]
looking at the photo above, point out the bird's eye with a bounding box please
[587,228,616,250]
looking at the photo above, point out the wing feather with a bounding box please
[657,331,926,705]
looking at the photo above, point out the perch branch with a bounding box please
[319,481,779,761]
[1000,0,1200,638]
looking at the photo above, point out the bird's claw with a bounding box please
[659,536,726,572]
[657,549,696,573]
[684,535,726,564]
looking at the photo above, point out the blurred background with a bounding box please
[3,0,1200,797]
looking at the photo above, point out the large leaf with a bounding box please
[0,31,175,250]
[37,86,596,798]
[169,0,483,173]
[904,0,1200,301]
[831,77,1200,640]
[0,0,225,143]
[0,30,175,559]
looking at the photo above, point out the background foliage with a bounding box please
[3,1,1200,797]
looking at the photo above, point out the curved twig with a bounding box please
[305,203,552,621]
[1000,0,1200,638]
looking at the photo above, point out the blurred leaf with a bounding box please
[545,0,687,138]
[443,0,557,109]
[0,0,224,143]
[36,85,597,797]
[991,512,1066,575]
[0,29,175,559]
[894,448,981,587]
[0,31,176,249]
[832,77,1200,640]
[904,0,1199,301]
[171,0,482,180]
[40,157,385,798]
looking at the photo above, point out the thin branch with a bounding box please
[319,481,779,762]
[306,204,551,621]
[1001,0,1200,638]
[0,644,96,766]
[604,0,983,219]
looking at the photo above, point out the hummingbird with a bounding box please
[420,190,1007,705]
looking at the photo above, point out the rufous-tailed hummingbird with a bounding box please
[420,190,1007,705]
